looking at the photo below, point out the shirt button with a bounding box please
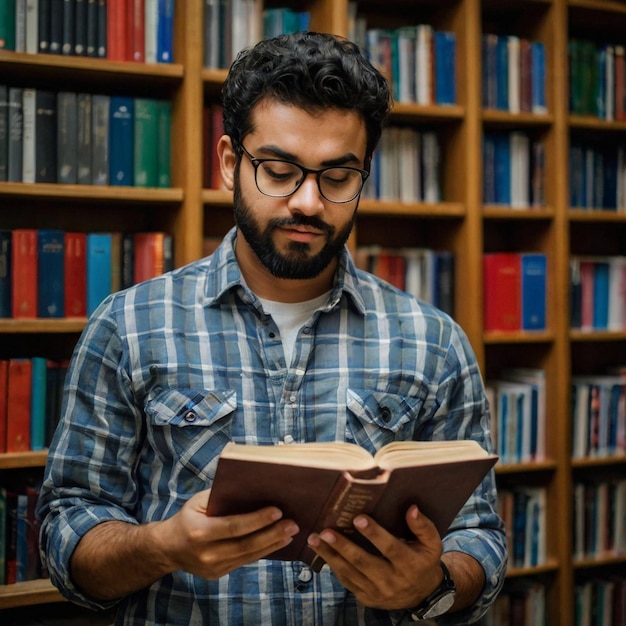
[283,434,294,444]
[183,410,196,422]
[289,394,297,403]
[298,567,313,583]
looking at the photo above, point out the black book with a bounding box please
[35,90,57,183]
[57,91,78,184]
[85,0,97,56]
[96,0,106,57]
[61,0,75,55]
[38,0,51,53]
[49,0,64,54]
[74,0,87,55]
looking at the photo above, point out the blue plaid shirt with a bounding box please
[38,227,506,625]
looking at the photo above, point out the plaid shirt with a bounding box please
[38,227,506,625]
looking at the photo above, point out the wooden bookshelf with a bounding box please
[0,1,624,623]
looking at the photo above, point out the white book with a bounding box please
[508,36,521,114]
[398,127,420,203]
[15,0,27,52]
[21,88,36,184]
[421,132,440,203]
[25,0,38,54]
[605,45,615,121]
[397,26,417,103]
[416,24,433,105]
[608,255,626,330]
[572,379,590,459]
[510,131,529,209]
[145,0,158,63]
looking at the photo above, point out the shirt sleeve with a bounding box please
[37,298,142,610]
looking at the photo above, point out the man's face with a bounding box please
[230,101,368,280]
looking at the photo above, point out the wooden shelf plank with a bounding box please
[0,579,64,609]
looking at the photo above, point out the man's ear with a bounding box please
[217,135,236,191]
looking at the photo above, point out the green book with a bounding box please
[156,99,172,188]
[133,98,159,187]
[0,0,16,50]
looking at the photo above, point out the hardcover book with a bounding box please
[37,229,64,317]
[207,439,497,571]
[57,91,78,184]
[11,229,38,319]
[109,95,134,186]
[86,232,112,315]
[64,231,87,317]
[0,230,10,318]
[483,252,521,331]
[35,89,57,183]
[6,358,32,452]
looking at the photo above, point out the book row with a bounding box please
[575,576,626,626]
[486,368,547,466]
[0,87,171,186]
[0,482,46,585]
[569,141,626,212]
[483,131,546,209]
[350,18,457,106]
[479,580,547,626]
[0,0,175,63]
[363,126,442,204]
[483,252,548,332]
[202,1,308,70]
[482,34,547,114]
[354,246,454,317]
[569,38,626,120]
[0,357,68,454]
[0,229,173,319]
[570,256,626,332]
[571,374,626,459]
[573,477,626,561]
[499,486,547,569]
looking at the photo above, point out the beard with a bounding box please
[232,174,357,280]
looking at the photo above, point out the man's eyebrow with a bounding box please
[255,144,362,167]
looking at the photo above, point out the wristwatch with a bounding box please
[407,561,456,621]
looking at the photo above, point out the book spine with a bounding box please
[7,359,33,452]
[0,85,7,181]
[11,229,38,319]
[107,0,126,61]
[109,95,134,186]
[156,0,173,63]
[64,231,87,317]
[37,0,50,53]
[156,99,171,187]
[77,92,93,184]
[35,89,57,183]
[74,0,87,54]
[86,232,112,315]
[61,0,75,54]
[15,0,26,52]
[37,229,65,317]
[7,88,23,182]
[144,0,157,62]
[30,356,48,450]
[85,0,96,55]
[133,97,158,186]
[0,230,11,318]
[57,91,78,184]
[91,93,110,185]
[96,0,106,57]
[21,88,36,184]
[133,232,164,282]
[483,252,522,331]
[49,0,63,53]
[0,360,8,452]
[127,0,144,61]
[0,0,17,50]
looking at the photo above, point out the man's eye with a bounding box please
[323,169,352,185]
[262,162,299,180]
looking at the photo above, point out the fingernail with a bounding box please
[354,516,368,529]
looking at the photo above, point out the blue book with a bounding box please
[37,229,65,318]
[530,41,547,114]
[109,96,134,186]
[157,0,175,63]
[87,233,112,316]
[30,356,48,451]
[434,31,456,105]
[521,253,547,330]
[592,260,610,329]
[0,230,10,317]
[493,133,511,204]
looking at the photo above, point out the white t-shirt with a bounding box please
[258,291,331,365]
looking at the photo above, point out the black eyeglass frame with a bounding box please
[239,144,370,204]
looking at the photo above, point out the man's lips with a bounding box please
[278,226,324,243]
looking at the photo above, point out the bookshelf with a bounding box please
[0,0,625,623]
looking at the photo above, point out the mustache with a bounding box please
[268,215,334,235]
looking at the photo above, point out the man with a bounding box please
[38,32,506,625]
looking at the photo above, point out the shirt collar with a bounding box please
[203,227,367,315]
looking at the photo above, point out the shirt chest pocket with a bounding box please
[144,388,237,480]
[346,388,426,450]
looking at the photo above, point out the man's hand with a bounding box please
[71,489,300,601]
[306,504,446,611]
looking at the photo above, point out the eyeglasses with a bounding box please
[240,145,369,204]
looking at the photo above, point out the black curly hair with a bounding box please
[221,31,392,168]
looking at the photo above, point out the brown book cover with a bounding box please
[207,440,498,571]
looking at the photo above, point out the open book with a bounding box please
[206,439,498,571]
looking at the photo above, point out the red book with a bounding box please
[134,232,165,283]
[483,253,521,331]
[107,0,128,61]
[579,259,595,331]
[64,232,87,318]
[615,46,625,121]
[11,229,38,319]
[126,0,145,62]
[6,359,32,452]
[0,359,8,453]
